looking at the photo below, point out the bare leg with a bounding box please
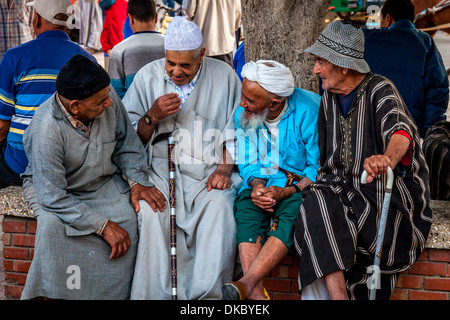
[238,236,288,299]
[238,236,262,275]
[324,270,348,300]
[238,236,265,299]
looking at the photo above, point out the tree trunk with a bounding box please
[241,0,331,92]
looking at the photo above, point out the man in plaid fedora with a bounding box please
[294,20,432,300]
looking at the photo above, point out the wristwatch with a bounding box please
[144,114,157,126]
[290,184,301,193]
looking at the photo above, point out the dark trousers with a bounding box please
[0,144,23,188]
[208,52,234,68]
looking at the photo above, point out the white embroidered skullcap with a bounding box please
[241,60,295,97]
[164,16,203,51]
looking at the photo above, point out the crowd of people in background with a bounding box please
[0,0,449,301]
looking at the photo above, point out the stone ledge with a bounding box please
[0,186,33,218]
[425,200,449,250]
[0,186,449,249]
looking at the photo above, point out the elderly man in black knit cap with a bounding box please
[20,55,160,300]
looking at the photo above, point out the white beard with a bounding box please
[238,108,269,131]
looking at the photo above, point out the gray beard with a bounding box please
[238,108,269,130]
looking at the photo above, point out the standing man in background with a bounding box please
[78,0,103,53]
[0,0,94,189]
[108,0,165,99]
[0,0,34,60]
[364,0,449,137]
[182,0,241,67]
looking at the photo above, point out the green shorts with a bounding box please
[233,188,303,254]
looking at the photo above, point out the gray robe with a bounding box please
[123,57,242,299]
[20,88,152,300]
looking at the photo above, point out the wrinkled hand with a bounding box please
[363,154,391,183]
[147,93,181,123]
[260,186,293,202]
[207,167,232,191]
[102,220,131,260]
[252,185,293,212]
[251,184,276,212]
[130,184,166,213]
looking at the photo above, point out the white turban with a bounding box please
[241,60,295,97]
[164,16,203,51]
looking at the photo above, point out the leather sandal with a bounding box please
[222,281,247,300]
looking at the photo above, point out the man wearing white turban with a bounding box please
[122,16,242,300]
[222,60,321,300]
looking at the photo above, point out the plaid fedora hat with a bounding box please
[305,20,370,73]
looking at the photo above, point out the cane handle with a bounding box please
[361,167,394,189]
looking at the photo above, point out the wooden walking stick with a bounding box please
[167,134,177,300]
[152,131,177,300]
[361,167,394,300]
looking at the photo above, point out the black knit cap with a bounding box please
[56,54,111,100]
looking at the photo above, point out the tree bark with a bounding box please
[241,0,331,92]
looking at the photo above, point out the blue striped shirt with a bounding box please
[0,30,95,174]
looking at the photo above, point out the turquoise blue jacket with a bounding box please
[235,87,321,193]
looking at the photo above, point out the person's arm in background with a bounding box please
[0,119,9,146]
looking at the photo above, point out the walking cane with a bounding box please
[152,132,177,300]
[167,134,177,300]
[361,167,394,300]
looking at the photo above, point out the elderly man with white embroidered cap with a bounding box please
[221,60,321,300]
[294,20,431,300]
[123,16,242,300]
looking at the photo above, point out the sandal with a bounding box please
[222,281,247,300]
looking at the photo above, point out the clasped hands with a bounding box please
[250,182,293,213]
